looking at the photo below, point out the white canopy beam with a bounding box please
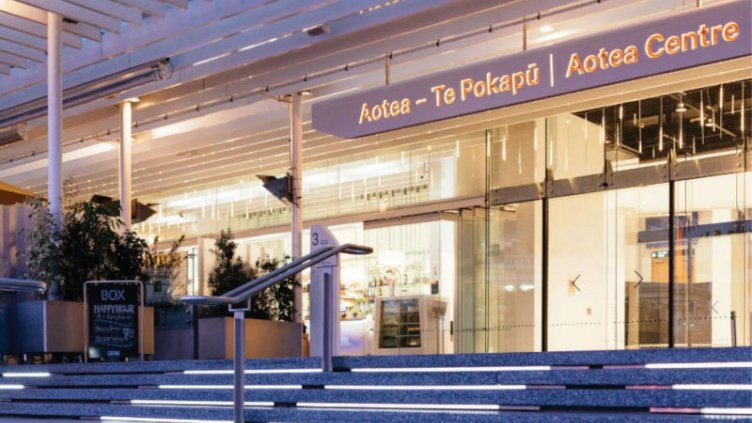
[0,0,102,41]
[159,0,188,9]
[116,0,165,18]
[0,12,82,48]
[63,0,143,26]
[17,0,122,33]
[0,52,27,69]
[0,39,45,62]
[0,26,46,51]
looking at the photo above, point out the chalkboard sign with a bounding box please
[85,281,142,361]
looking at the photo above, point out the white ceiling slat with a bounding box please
[0,39,45,62]
[173,0,385,69]
[0,52,27,69]
[0,0,271,103]
[64,0,143,26]
[0,12,82,48]
[0,0,101,41]
[131,0,329,69]
[159,0,188,10]
[0,26,46,51]
[116,0,165,18]
[16,0,123,34]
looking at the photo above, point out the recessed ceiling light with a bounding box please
[540,25,555,33]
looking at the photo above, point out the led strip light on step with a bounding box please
[158,384,302,390]
[183,368,322,375]
[1,372,51,378]
[0,384,23,390]
[645,362,752,369]
[101,417,233,423]
[350,365,551,373]
[130,400,274,407]
[325,384,527,390]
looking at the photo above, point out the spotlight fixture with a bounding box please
[305,24,330,37]
[675,102,687,113]
[257,173,293,205]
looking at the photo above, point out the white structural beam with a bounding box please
[47,12,63,226]
[159,0,188,9]
[119,99,134,229]
[0,64,10,75]
[64,0,143,26]
[0,13,82,48]
[116,0,165,18]
[0,52,27,68]
[290,92,303,325]
[0,26,46,50]
[17,0,122,33]
[0,0,102,41]
[0,39,45,62]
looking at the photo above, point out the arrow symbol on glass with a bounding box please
[634,270,644,288]
[569,274,581,292]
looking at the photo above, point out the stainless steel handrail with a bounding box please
[0,278,46,292]
[179,242,372,423]
[181,243,372,306]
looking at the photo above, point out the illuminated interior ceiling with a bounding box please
[0,0,747,207]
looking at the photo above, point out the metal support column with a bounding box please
[232,308,245,423]
[290,92,303,324]
[47,12,63,226]
[119,100,134,229]
[668,180,675,348]
[322,272,333,372]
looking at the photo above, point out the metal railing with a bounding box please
[180,243,372,423]
[0,278,46,293]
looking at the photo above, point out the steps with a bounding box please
[0,348,750,422]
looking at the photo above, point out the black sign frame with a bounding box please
[84,280,144,362]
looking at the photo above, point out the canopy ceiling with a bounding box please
[0,0,742,204]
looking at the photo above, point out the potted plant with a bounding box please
[198,229,302,359]
[13,198,155,362]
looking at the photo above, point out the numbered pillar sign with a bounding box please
[84,281,144,362]
[309,225,340,358]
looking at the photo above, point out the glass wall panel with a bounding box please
[546,114,604,180]
[487,202,542,352]
[618,184,669,349]
[490,120,545,190]
[457,208,487,353]
[675,173,748,347]
[548,191,610,351]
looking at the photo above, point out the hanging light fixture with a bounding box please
[658,97,664,152]
[638,100,643,154]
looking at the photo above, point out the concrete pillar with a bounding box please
[290,92,303,324]
[47,12,63,226]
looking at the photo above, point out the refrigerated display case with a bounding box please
[373,295,446,355]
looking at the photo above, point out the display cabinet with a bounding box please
[373,295,446,355]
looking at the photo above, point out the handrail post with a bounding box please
[230,300,249,423]
[322,272,333,372]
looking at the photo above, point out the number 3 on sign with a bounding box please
[311,232,319,246]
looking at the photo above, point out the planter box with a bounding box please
[9,301,154,356]
[199,317,301,359]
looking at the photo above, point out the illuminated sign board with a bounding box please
[312,1,751,139]
[85,281,143,361]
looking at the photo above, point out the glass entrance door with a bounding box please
[457,204,541,353]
